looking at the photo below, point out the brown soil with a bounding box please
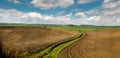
[0,26,77,53]
[59,29,120,58]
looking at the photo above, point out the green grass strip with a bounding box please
[43,33,84,58]
[25,33,84,58]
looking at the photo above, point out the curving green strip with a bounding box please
[43,33,84,58]
[26,33,84,58]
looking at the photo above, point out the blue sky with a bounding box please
[0,0,120,25]
[0,0,103,16]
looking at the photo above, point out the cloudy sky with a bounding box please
[0,0,120,26]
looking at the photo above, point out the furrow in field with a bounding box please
[59,29,120,58]
[0,26,77,54]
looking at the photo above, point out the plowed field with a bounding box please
[0,26,77,53]
[59,29,120,58]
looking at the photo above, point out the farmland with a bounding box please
[0,26,77,54]
[59,29,120,58]
[0,24,120,58]
[1,23,120,32]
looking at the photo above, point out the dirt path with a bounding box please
[59,29,120,58]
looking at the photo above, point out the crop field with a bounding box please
[1,24,120,32]
[59,29,120,58]
[1,0,120,57]
[0,26,77,54]
[0,0,120,58]
[0,24,120,58]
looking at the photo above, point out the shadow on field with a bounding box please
[0,38,25,58]
[0,38,4,58]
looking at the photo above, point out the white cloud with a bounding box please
[75,12,86,18]
[0,8,90,25]
[0,9,72,24]
[27,12,42,19]
[1,0,120,26]
[77,0,97,4]
[104,0,111,3]
[8,0,21,4]
[103,0,119,9]
[85,7,102,16]
[31,0,74,9]
[99,0,120,25]
[83,0,120,26]
[73,12,89,25]
[88,16,101,21]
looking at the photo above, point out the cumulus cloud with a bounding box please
[88,16,101,21]
[85,7,102,16]
[75,0,120,26]
[84,0,120,26]
[0,8,90,25]
[0,0,120,26]
[100,0,120,25]
[77,0,97,4]
[73,12,89,25]
[8,0,21,4]
[0,9,72,24]
[104,0,110,3]
[27,12,42,19]
[31,0,74,9]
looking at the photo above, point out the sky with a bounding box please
[0,0,120,26]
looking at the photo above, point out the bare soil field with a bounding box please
[59,29,120,58]
[0,26,77,53]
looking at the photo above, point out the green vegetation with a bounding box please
[0,32,84,58]
[43,34,84,58]
[1,23,120,32]
[1,23,120,58]
[25,33,84,58]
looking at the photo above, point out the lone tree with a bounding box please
[44,26,47,28]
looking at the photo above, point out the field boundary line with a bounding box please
[42,33,85,58]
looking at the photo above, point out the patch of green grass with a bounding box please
[47,25,120,32]
[1,23,120,32]
[43,34,84,58]
[25,46,54,58]
[25,33,84,58]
